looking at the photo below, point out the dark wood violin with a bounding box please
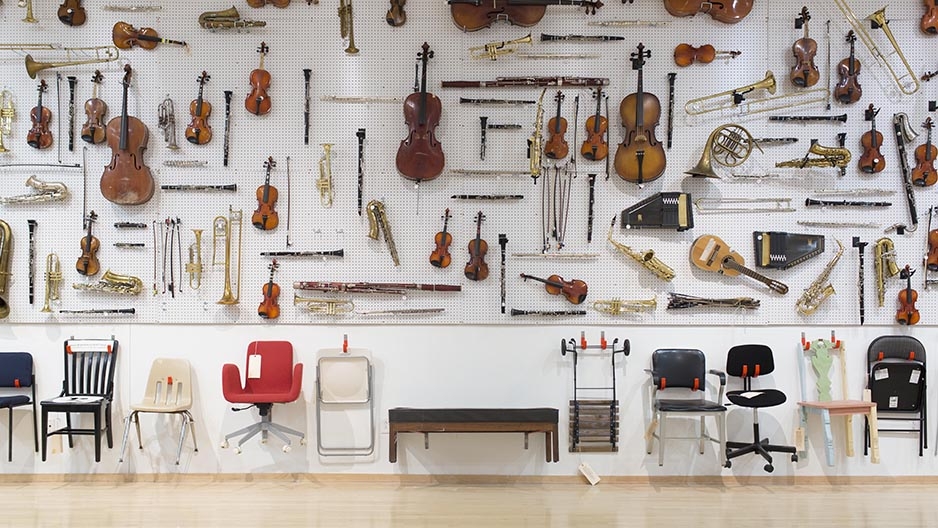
[859,104,885,174]
[101,64,154,205]
[429,208,453,268]
[544,91,568,160]
[448,0,602,32]
[81,71,107,145]
[75,211,99,276]
[396,42,445,182]
[922,0,938,34]
[252,157,279,230]
[928,224,938,272]
[614,43,666,187]
[519,273,588,304]
[258,260,280,320]
[790,7,819,88]
[387,0,406,26]
[27,80,53,150]
[112,21,188,50]
[185,71,213,145]
[57,0,86,26]
[663,0,752,24]
[897,264,920,325]
[913,118,938,187]
[464,211,489,281]
[246,43,272,116]
[833,31,862,104]
[581,86,607,161]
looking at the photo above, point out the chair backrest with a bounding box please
[867,335,926,364]
[652,348,706,391]
[726,344,775,378]
[62,339,118,398]
[798,337,850,403]
[244,341,295,394]
[318,356,371,404]
[0,352,34,389]
[142,358,193,410]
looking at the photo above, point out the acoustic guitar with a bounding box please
[690,234,789,294]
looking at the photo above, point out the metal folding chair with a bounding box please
[316,348,374,457]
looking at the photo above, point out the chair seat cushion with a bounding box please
[655,399,726,413]
[225,391,300,404]
[389,408,558,423]
[42,395,104,405]
[727,389,787,408]
[0,395,30,408]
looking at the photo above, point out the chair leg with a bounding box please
[41,409,47,462]
[185,411,199,453]
[844,414,855,458]
[118,412,134,463]
[8,407,13,462]
[31,400,38,454]
[105,404,113,449]
[821,409,835,467]
[718,413,727,468]
[658,414,667,467]
[65,413,73,448]
[698,416,706,454]
[133,412,143,449]
[93,407,102,463]
[868,410,880,463]
[175,413,188,465]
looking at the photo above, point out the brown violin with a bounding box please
[26,80,52,150]
[790,7,819,88]
[464,211,489,281]
[101,65,154,205]
[544,91,568,160]
[57,0,86,26]
[81,71,107,145]
[897,265,920,325]
[185,71,212,145]
[581,86,607,161]
[615,43,666,187]
[922,0,938,34]
[258,260,280,320]
[928,224,938,272]
[663,0,752,24]
[396,42,445,182]
[252,157,279,230]
[75,211,99,276]
[246,42,272,116]
[913,118,938,187]
[429,208,453,268]
[833,31,862,104]
[247,0,290,6]
[672,44,741,67]
[387,0,406,26]
[859,104,885,174]
[519,273,588,305]
[448,0,602,32]
[112,21,188,50]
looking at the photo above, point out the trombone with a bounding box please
[469,34,532,61]
[684,70,829,119]
[833,2,918,96]
[213,206,242,305]
[0,44,121,79]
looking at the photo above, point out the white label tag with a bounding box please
[247,354,262,379]
[874,368,889,380]
[910,370,921,384]
[889,396,899,408]
[578,463,600,486]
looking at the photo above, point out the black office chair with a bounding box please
[724,344,797,472]
[0,352,38,461]
[864,335,926,456]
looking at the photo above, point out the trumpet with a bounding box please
[338,0,358,54]
[293,294,354,315]
[776,140,851,169]
[20,0,36,23]
[366,199,399,266]
[593,297,657,315]
[157,95,179,150]
[41,253,61,313]
[213,206,242,304]
[0,176,69,204]
[833,2,918,96]
[874,237,900,307]
[317,143,334,207]
[684,70,829,118]
[607,218,675,281]
[10,45,121,79]
[0,90,13,153]
[469,34,533,61]
[686,123,761,179]
[199,7,267,30]
[186,229,203,289]
[73,270,144,295]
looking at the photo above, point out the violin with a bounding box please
[922,0,938,34]
[833,31,862,104]
[672,44,741,67]
[913,118,938,187]
[897,264,920,325]
[185,71,213,145]
[75,211,100,276]
[387,0,406,26]
[57,0,86,26]
[581,86,607,161]
[258,260,281,320]
[396,42,445,182]
[246,42,272,116]
[544,91,568,160]
[614,43,666,187]
[247,0,290,6]
[519,273,588,305]
[112,21,188,50]
[429,208,453,268]
[790,7,819,88]
[252,157,279,230]
[26,80,53,150]
[464,211,489,281]
[81,71,107,145]
[663,0,752,24]
[448,0,602,32]
[101,65,154,205]
[928,226,938,272]
[859,104,885,174]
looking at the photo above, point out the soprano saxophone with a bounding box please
[795,238,844,315]
[528,88,546,181]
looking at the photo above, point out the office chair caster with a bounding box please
[282,444,292,453]
[724,460,732,469]
[791,454,798,462]
[220,440,229,449]
[233,446,242,454]
[764,464,774,473]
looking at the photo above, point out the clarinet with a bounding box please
[498,233,508,314]
[459,97,536,105]
[853,237,867,325]
[587,173,596,242]
[837,132,847,177]
[805,198,891,207]
[510,309,587,316]
[27,219,36,305]
[442,77,610,88]
[222,90,233,167]
[67,76,77,152]
[894,113,919,231]
[540,34,625,42]
[260,249,344,257]
[480,116,487,160]
[356,128,366,216]
[303,68,312,145]
[666,72,675,150]
[768,114,848,122]
[59,308,136,314]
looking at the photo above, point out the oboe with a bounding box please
[853,237,867,325]
[222,90,232,167]
[480,116,488,160]
[805,198,891,207]
[260,249,344,257]
[587,173,596,242]
[509,309,587,316]
[768,114,848,122]
[160,184,237,191]
[27,219,36,305]
[666,72,675,150]
[451,194,523,200]
[303,68,312,145]
[67,76,77,152]
[356,128,365,216]
[894,113,919,232]
[498,233,507,314]
[442,77,610,88]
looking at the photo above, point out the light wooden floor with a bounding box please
[0,479,935,527]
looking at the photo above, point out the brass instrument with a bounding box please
[874,237,900,307]
[186,229,203,289]
[833,2,918,96]
[338,0,358,55]
[528,88,546,181]
[317,143,334,207]
[606,218,675,281]
[0,90,13,153]
[19,0,37,23]
[0,176,69,204]
[213,206,242,304]
[775,140,852,169]
[293,294,354,315]
[469,34,533,61]
[41,253,61,313]
[686,123,762,178]
[11,45,121,79]
[0,220,11,318]
[593,297,657,315]
[795,239,844,316]
[684,70,829,118]
[366,199,399,266]
[157,96,179,150]
[72,270,144,295]
[199,7,267,30]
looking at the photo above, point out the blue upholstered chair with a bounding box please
[0,352,38,461]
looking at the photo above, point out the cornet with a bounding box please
[213,206,242,304]
[186,229,203,289]
[41,253,61,313]
[0,90,13,153]
[338,0,359,55]
[317,143,334,207]
[157,95,179,150]
[469,34,533,61]
[293,294,354,315]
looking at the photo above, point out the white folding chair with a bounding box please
[316,348,374,457]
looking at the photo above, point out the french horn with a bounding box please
[686,123,762,178]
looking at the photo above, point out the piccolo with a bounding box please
[442,77,610,88]
[510,309,587,316]
[805,198,891,207]
[356,308,444,316]
[587,20,670,27]
[768,114,848,122]
[459,97,535,105]
[753,137,799,144]
[115,222,147,228]
[451,194,524,200]
[293,282,462,294]
[260,250,344,257]
[160,184,237,191]
[59,308,136,314]
[540,34,624,42]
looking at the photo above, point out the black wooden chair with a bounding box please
[0,352,38,461]
[864,335,926,456]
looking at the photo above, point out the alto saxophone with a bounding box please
[874,237,900,307]
[366,199,399,266]
[776,141,852,169]
[606,218,675,281]
[795,238,844,315]
[72,269,143,295]
[528,88,546,181]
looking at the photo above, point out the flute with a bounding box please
[356,308,444,316]
[260,250,344,257]
[768,114,847,122]
[223,90,233,167]
[59,308,136,314]
[509,309,587,316]
[356,128,366,216]
[303,69,312,145]
[540,34,624,42]
[805,198,891,207]
[293,281,462,294]
[160,184,237,191]
[442,77,610,88]
[459,97,535,105]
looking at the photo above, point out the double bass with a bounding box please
[581,86,607,161]
[57,0,86,26]
[26,80,52,150]
[859,104,885,174]
[101,65,154,205]
[663,0,752,24]
[257,260,280,320]
[897,265,920,325]
[252,157,279,230]
[913,118,938,187]
[396,42,445,182]
[614,43,666,187]
[448,0,602,32]
[544,91,568,160]
[245,43,272,116]
[833,31,862,104]
[185,71,213,145]
[81,71,107,144]
[790,6,819,88]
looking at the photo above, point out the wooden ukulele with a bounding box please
[519,273,588,305]
[185,71,212,145]
[464,211,488,281]
[75,211,100,276]
[690,234,789,294]
[81,71,107,144]
[429,208,453,268]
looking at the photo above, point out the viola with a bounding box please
[897,265,920,325]
[464,211,489,281]
[581,86,608,161]
[246,42,272,116]
[614,43,666,187]
[922,0,938,34]
[790,6,819,88]
[859,104,885,174]
[448,0,602,32]
[252,157,279,230]
[387,0,407,26]
[26,80,53,150]
[663,0,752,24]
[519,273,588,304]
[429,208,453,268]
[672,44,741,67]
[112,21,188,50]
[928,227,938,272]
[544,91,568,160]
[81,71,107,145]
[75,211,100,276]
[185,71,213,145]
[396,42,445,182]
[833,31,862,104]
[913,118,938,187]
[258,260,281,319]
[57,0,86,26]
[101,64,154,205]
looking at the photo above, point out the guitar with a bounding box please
[690,234,789,294]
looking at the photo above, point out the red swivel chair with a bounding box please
[221,341,305,453]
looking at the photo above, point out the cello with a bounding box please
[245,42,272,116]
[396,42,445,182]
[922,0,938,34]
[185,71,213,145]
[662,0,752,24]
[26,80,53,150]
[790,6,819,88]
[544,91,568,160]
[464,211,489,281]
[429,208,453,268]
[257,260,280,320]
[101,64,154,205]
[448,0,602,32]
[57,0,86,26]
[581,86,607,161]
[81,71,107,145]
[913,118,938,187]
[519,273,588,304]
[859,104,885,174]
[252,157,279,230]
[75,211,100,276]
[897,265,920,325]
[614,43,666,187]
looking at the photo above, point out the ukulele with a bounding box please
[464,211,489,281]
[252,157,279,230]
[81,71,107,144]
[185,71,213,145]
[912,118,938,187]
[245,42,272,116]
[519,273,588,305]
[58,0,86,26]
[258,260,281,319]
[859,104,885,174]
[896,265,920,325]
[387,0,406,26]
[544,91,568,160]
[833,31,862,104]
[690,234,789,294]
[26,80,53,150]
[112,21,188,50]
[429,208,453,268]
[790,6,820,88]
[101,64,155,205]
[581,86,608,161]
[614,43,666,186]
[396,42,445,182]
[75,211,100,276]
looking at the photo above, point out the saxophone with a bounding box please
[366,199,399,266]
[795,238,844,315]
[0,176,69,204]
[528,88,546,181]
[874,237,900,307]
[606,218,675,281]
[73,270,144,295]
[776,141,852,169]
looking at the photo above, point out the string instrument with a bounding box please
[396,42,445,182]
[672,44,741,67]
[101,64,154,205]
[897,265,920,325]
[464,211,489,281]
[252,157,279,230]
[581,86,607,160]
[245,42,272,116]
[614,43,666,186]
[185,71,213,145]
[387,0,406,26]
[913,118,938,187]
[429,208,453,268]
[26,80,52,150]
[112,21,188,50]
[689,234,789,294]
[57,0,86,26]
[922,0,938,34]
[790,6,819,88]
[663,0,752,24]
[833,30,862,104]
[448,0,603,32]
[859,104,885,174]
[81,71,107,144]
[519,273,588,304]
[544,91,568,160]
[928,225,938,272]
[75,211,99,276]
[258,260,280,320]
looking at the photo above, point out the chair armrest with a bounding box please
[708,369,726,386]
[645,368,662,389]
[221,363,244,398]
[287,363,304,401]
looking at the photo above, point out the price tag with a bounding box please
[874,368,889,381]
[910,370,921,384]
[247,354,262,379]
[889,396,899,408]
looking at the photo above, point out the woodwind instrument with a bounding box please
[59,308,135,314]
[528,88,546,182]
[260,250,344,258]
[162,160,208,168]
[160,184,237,191]
[199,7,267,30]
[894,113,919,231]
[541,33,623,42]
[510,309,586,316]
[27,219,35,305]
[41,253,61,313]
[317,143,334,207]
[666,293,759,309]
[285,156,291,247]
[853,237,867,324]
[358,308,444,316]
[356,128,365,216]
[0,176,69,203]
[73,269,144,294]
[795,239,844,316]
[775,140,851,169]
[606,217,674,280]
[805,198,891,207]
[459,97,535,105]
[0,90,12,153]
[874,237,900,306]
[768,114,847,122]
[442,77,610,88]
[499,233,507,314]
[366,199,399,266]
[303,69,311,145]
[666,73,675,150]
[293,282,461,294]
[223,90,232,166]
[158,95,179,150]
[67,76,77,151]
[339,0,358,54]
